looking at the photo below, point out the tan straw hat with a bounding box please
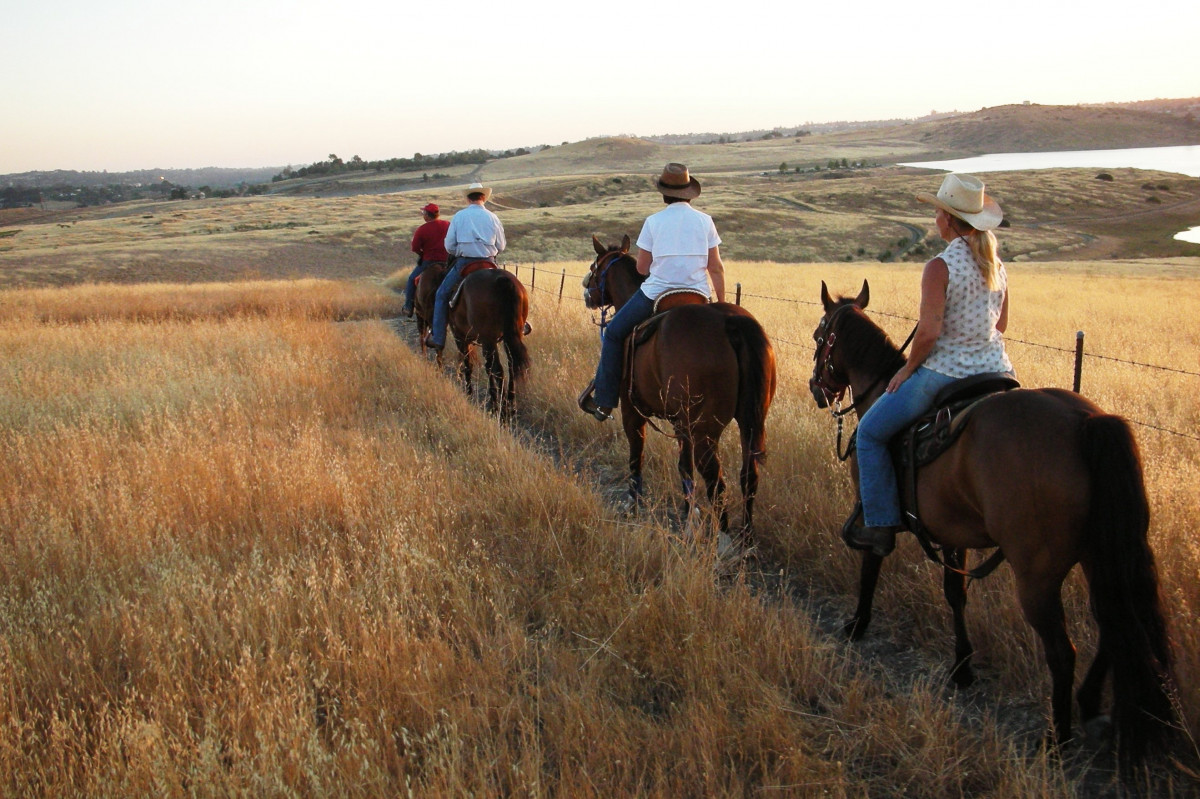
[916,173,1002,231]
[656,163,701,200]
[464,181,493,202]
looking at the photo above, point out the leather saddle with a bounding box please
[449,260,497,307]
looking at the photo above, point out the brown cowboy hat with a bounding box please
[656,163,701,200]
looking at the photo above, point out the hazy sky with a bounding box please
[5,0,1199,173]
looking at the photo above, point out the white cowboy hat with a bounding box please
[916,173,1003,231]
[655,163,701,200]
[464,182,493,202]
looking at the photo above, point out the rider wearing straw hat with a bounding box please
[424,182,506,351]
[578,163,725,421]
[846,172,1014,557]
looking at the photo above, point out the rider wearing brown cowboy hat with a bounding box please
[579,163,725,420]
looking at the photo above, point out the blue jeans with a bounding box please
[856,366,957,527]
[592,290,655,408]
[430,257,492,348]
[403,259,429,310]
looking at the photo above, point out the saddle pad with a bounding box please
[653,290,707,313]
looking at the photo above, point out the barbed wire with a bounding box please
[505,263,1200,443]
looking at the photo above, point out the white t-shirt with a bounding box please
[635,203,721,300]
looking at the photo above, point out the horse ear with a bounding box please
[855,280,870,309]
[820,281,834,311]
[592,235,606,256]
[620,234,630,254]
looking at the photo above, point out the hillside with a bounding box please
[903,103,1200,154]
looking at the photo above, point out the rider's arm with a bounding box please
[443,219,459,257]
[706,245,725,303]
[887,257,948,392]
[636,249,652,276]
[997,286,1009,333]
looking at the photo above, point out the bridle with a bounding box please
[584,249,627,332]
[810,303,858,411]
[812,303,916,460]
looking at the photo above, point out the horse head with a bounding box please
[809,280,869,408]
[583,234,637,309]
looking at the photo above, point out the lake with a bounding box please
[900,145,1200,247]
[899,145,1200,178]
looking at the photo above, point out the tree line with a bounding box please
[271,147,541,182]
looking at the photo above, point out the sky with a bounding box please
[4,0,1199,174]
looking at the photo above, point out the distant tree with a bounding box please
[779,162,788,173]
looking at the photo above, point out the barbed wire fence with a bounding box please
[501,262,1200,444]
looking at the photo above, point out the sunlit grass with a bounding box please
[0,262,1196,795]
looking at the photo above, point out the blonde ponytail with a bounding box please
[966,228,1002,291]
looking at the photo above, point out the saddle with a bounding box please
[449,260,496,307]
[888,372,1019,572]
[630,290,708,347]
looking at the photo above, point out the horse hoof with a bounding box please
[949,662,976,688]
[842,618,868,641]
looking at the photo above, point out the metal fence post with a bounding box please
[1073,331,1084,393]
[559,269,566,303]
[735,282,742,306]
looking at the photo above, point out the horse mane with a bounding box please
[835,301,906,378]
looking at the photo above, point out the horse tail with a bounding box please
[725,314,776,463]
[498,273,531,382]
[1081,412,1175,767]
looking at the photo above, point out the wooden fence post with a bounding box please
[735,282,742,306]
[559,269,566,303]
[530,266,536,291]
[1073,331,1084,393]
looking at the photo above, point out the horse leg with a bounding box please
[456,339,472,396]
[483,343,502,415]
[502,342,516,421]
[695,433,729,533]
[943,548,976,687]
[845,552,884,640]
[738,428,761,542]
[622,409,646,514]
[1018,579,1077,748]
[675,434,697,527]
[1076,636,1113,743]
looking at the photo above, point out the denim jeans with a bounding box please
[429,257,480,348]
[856,366,957,527]
[402,259,429,310]
[592,290,655,409]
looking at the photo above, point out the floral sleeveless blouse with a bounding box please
[923,237,1013,378]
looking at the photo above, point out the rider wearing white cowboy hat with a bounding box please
[844,172,1013,557]
[425,181,506,350]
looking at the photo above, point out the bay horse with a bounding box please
[583,235,776,539]
[809,280,1176,768]
[412,260,447,356]
[446,263,531,420]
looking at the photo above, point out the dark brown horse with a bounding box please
[412,260,447,356]
[810,280,1176,768]
[445,264,531,419]
[583,235,776,538]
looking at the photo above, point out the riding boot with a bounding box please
[576,381,612,422]
[843,524,899,557]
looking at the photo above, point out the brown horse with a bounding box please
[412,260,446,356]
[583,235,776,539]
[809,280,1176,768]
[446,264,531,420]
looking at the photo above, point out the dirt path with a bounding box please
[382,311,1126,792]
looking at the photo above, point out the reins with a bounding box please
[816,307,1004,583]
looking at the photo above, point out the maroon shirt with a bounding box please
[411,218,450,263]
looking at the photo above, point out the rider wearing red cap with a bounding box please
[402,203,450,318]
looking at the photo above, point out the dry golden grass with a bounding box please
[3,259,1195,795]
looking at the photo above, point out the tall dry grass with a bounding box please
[0,264,1196,796]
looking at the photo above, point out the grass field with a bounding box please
[0,246,1197,794]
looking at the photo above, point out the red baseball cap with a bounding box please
[421,203,439,215]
